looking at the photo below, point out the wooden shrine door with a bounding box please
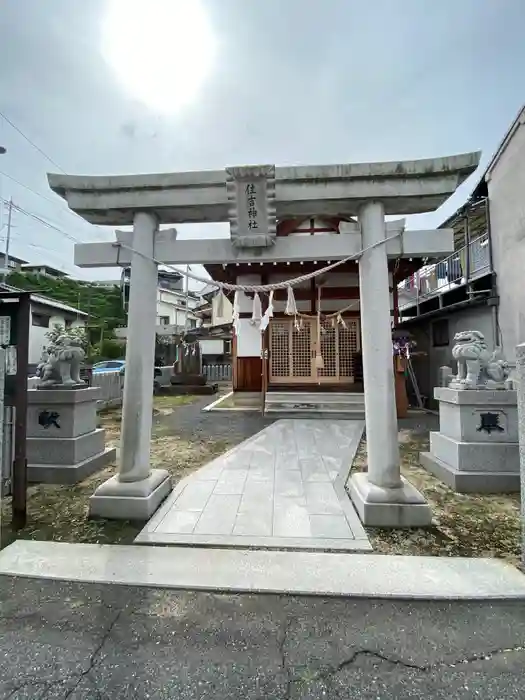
[268,318,360,385]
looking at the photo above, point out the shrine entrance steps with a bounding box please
[264,391,365,419]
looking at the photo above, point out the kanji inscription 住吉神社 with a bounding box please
[225,165,277,248]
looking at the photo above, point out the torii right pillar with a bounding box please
[348,201,432,527]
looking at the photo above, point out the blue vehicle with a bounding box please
[92,360,126,375]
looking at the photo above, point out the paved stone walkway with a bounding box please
[137,419,371,551]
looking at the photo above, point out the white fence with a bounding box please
[92,372,124,408]
[204,363,232,382]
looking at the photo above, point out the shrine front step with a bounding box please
[264,392,365,419]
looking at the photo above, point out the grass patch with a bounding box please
[0,396,235,548]
[349,430,521,566]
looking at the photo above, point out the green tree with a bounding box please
[7,271,128,336]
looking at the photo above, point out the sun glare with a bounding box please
[101,0,215,114]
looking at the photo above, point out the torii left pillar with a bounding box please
[89,211,172,519]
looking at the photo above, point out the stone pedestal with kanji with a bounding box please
[420,387,520,493]
[26,387,116,484]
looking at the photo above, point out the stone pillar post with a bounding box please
[348,201,431,527]
[119,212,159,482]
[89,211,172,520]
[358,201,400,487]
[515,343,525,567]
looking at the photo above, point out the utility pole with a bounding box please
[2,198,13,284]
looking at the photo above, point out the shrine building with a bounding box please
[204,215,420,410]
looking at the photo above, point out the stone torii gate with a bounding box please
[49,152,480,526]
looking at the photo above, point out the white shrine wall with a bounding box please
[235,274,263,357]
[236,323,262,357]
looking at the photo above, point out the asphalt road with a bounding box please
[1,576,525,699]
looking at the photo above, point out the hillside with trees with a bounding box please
[7,272,127,340]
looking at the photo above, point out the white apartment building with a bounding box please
[93,269,201,339]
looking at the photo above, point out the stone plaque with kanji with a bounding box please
[225,164,277,248]
[476,410,506,435]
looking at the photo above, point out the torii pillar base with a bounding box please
[89,469,171,521]
[349,473,432,528]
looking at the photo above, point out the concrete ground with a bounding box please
[159,394,275,443]
[1,576,525,699]
[161,394,438,443]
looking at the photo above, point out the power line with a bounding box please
[1,231,73,272]
[0,169,108,237]
[0,110,65,173]
[1,197,81,243]
[0,170,59,205]
[11,203,80,243]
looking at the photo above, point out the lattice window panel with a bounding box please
[338,319,360,379]
[291,320,313,377]
[269,317,360,384]
[269,320,290,380]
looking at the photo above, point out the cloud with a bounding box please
[0,0,524,279]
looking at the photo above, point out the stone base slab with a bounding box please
[29,387,100,402]
[27,402,97,439]
[430,431,519,472]
[27,429,105,465]
[435,387,517,405]
[420,452,520,493]
[4,540,525,599]
[89,469,172,520]
[437,401,518,443]
[27,387,101,439]
[348,472,432,527]
[27,447,116,485]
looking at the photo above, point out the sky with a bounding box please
[1,0,524,286]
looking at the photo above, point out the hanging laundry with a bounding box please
[459,249,467,280]
[436,261,447,280]
[428,267,437,291]
[448,257,461,283]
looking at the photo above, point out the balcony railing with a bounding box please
[398,232,491,309]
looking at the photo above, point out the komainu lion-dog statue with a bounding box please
[450,330,510,390]
[37,335,86,388]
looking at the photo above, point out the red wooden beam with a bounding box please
[273,287,360,301]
